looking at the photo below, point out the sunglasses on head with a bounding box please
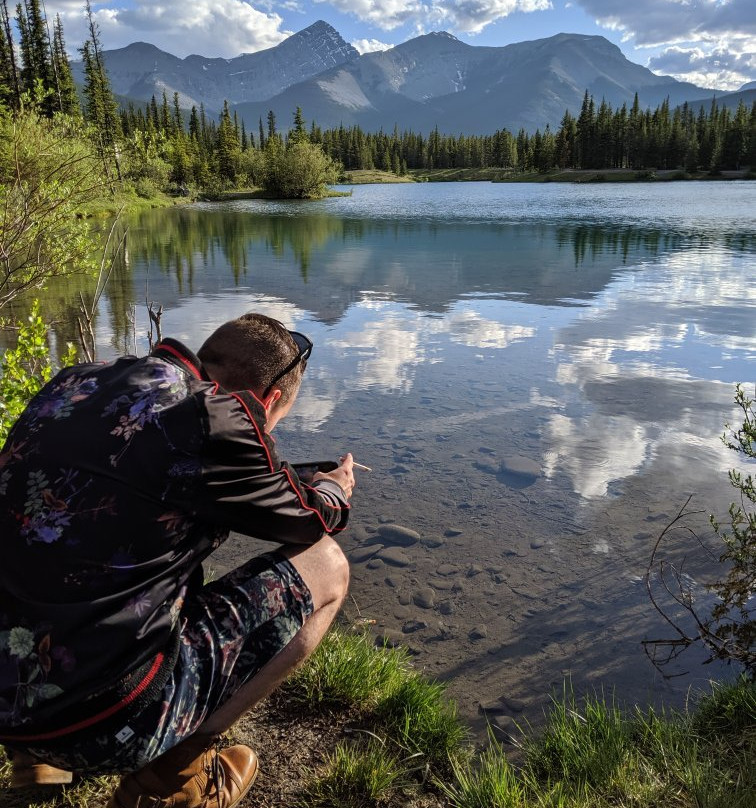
[262,330,313,399]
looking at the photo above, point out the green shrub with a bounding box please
[0,300,76,445]
[0,108,104,309]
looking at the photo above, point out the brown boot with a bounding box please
[8,750,74,788]
[107,734,258,808]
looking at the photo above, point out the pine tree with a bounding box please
[172,91,183,134]
[81,0,122,182]
[51,14,78,115]
[0,6,14,107]
[216,99,239,182]
[289,106,308,144]
[0,0,20,108]
[16,0,54,112]
[160,90,171,133]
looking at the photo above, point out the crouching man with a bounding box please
[0,313,354,808]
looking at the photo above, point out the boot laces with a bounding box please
[205,740,225,808]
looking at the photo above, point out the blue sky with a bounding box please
[47,1,754,91]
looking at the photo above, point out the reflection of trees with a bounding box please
[124,207,350,285]
[558,226,671,266]
[5,206,754,362]
[557,225,756,267]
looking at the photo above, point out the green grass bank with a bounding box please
[2,627,753,808]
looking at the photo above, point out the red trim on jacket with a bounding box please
[0,652,165,743]
[155,342,203,379]
[229,392,346,534]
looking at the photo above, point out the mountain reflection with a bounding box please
[4,196,753,506]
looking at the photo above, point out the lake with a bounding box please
[27,181,756,736]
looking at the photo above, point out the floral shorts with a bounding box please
[22,551,313,774]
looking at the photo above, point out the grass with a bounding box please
[297,739,408,807]
[1,628,753,808]
[340,170,414,184]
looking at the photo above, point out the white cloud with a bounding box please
[648,43,755,90]
[315,0,552,33]
[351,38,394,54]
[574,0,755,89]
[46,0,290,58]
[575,0,756,48]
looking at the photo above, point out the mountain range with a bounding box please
[72,20,752,134]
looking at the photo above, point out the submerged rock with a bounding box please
[376,524,421,547]
[499,455,541,486]
[379,547,412,567]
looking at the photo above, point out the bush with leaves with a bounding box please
[0,300,76,446]
[0,107,106,309]
[262,140,341,199]
[708,384,756,670]
[646,384,755,675]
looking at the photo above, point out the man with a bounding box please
[0,313,354,808]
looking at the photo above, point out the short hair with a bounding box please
[197,313,305,402]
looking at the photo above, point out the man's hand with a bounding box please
[313,453,355,499]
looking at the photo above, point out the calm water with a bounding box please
[30,182,756,732]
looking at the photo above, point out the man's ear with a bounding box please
[262,388,282,412]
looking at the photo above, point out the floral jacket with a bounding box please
[0,339,349,735]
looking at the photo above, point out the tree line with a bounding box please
[309,93,755,175]
[1,0,754,196]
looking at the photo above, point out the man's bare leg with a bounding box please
[197,535,349,736]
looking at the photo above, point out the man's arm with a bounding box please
[176,390,351,544]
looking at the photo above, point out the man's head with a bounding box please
[197,314,310,426]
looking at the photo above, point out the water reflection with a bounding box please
[5,184,755,730]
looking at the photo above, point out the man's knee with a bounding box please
[283,536,349,611]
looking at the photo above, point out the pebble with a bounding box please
[467,564,484,577]
[439,600,455,615]
[436,563,460,576]
[390,465,410,475]
[402,619,428,634]
[349,545,383,563]
[491,715,516,734]
[393,607,411,620]
[384,576,400,588]
[530,540,545,549]
[348,525,370,543]
[413,588,435,609]
[420,537,444,548]
[376,524,421,547]
[502,696,525,713]
[478,699,507,715]
[500,455,541,485]
[376,630,406,649]
[469,625,488,640]
[398,593,412,606]
[378,547,413,567]
[444,528,464,537]
[367,558,384,570]
[430,578,455,591]
[474,460,500,475]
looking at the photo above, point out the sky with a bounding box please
[45,0,755,91]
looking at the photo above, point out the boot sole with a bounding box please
[10,767,74,789]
